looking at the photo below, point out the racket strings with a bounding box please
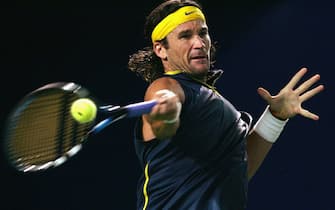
[6,91,92,170]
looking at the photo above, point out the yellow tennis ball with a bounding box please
[70,98,97,123]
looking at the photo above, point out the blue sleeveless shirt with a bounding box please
[134,72,252,210]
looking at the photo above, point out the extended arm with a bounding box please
[247,67,324,180]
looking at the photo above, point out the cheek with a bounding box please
[172,45,188,59]
[206,37,211,50]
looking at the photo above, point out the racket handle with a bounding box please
[125,100,157,118]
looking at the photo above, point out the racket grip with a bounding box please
[125,100,157,118]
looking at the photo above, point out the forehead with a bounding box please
[171,19,208,33]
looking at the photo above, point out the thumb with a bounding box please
[257,87,272,104]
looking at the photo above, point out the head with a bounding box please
[128,0,217,83]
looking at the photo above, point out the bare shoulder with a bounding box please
[145,77,185,103]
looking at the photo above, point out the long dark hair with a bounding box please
[128,0,217,83]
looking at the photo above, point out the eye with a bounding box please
[199,28,208,38]
[178,30,192,39]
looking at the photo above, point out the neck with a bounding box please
[165,70,207,82]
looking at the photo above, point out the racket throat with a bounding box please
[89,108,128,135]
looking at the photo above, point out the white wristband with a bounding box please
[253,106,288,143]
[163,102,182,124]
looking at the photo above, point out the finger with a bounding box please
[295,74,321,94]
[257,87,272,104]
[300,108,320,120]
[155,89,176,98]
[300,84,324,102]
[150,103,161,115]
[284,67,308,89]
[155,89,176,103]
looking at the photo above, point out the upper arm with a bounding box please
[144,77,185,103]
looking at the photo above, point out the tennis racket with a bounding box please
[2,82,156,173]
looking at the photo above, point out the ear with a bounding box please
[153,42,167,60]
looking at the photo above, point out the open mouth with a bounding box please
[192,55,206,59]
[191,55,208,63]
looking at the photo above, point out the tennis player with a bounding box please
[128,0,324,209]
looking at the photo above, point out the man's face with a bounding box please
[164,19,211,78]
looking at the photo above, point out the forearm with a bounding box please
[148,118,180,139]
[247,106,288,180]
[246,131,273,180]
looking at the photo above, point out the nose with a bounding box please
[192,35,205,49]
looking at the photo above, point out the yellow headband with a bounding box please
[151,6,206,43]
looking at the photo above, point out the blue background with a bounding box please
[1,0,334,209]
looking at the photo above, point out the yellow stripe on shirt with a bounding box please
[142,163,150,210]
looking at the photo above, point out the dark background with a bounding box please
[1,0,334,209]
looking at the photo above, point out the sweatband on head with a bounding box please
[151,6,206,43]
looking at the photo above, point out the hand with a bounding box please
[257,67,324,120]
[149,89,181,123]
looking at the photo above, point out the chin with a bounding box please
[189,68,209,80]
